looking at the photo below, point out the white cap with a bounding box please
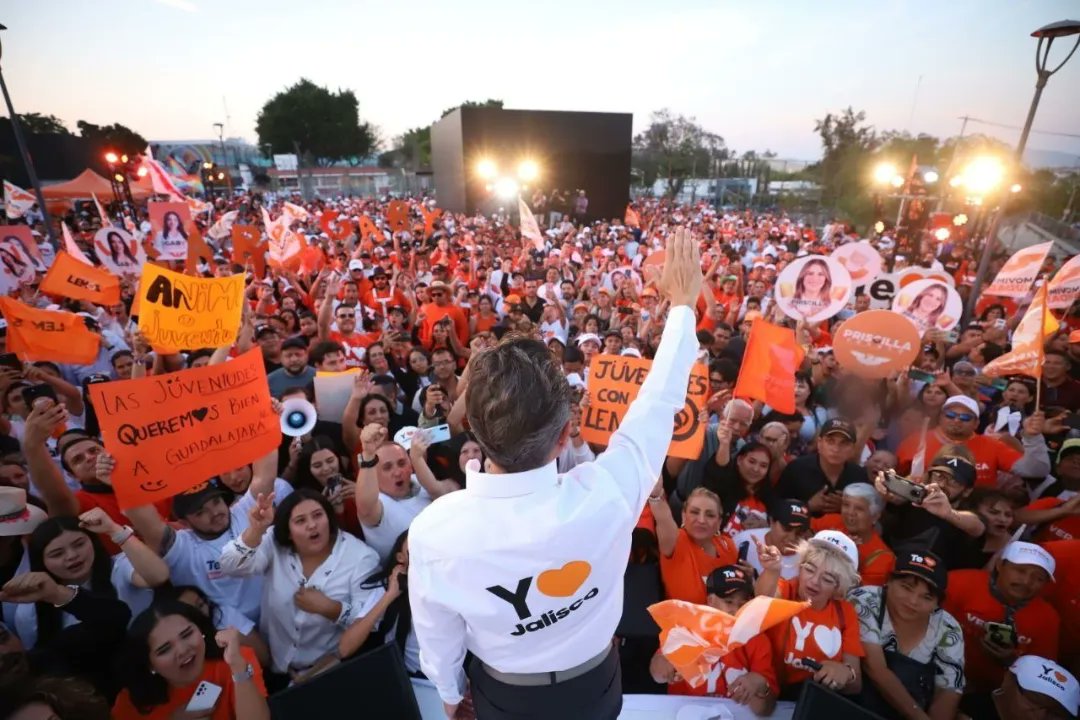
[621,348,642,358]
[348,259,364,271]
[943,394,979,416]
[1001,541,1056,580]
[812,529,859,570]
[1010,656,1078,716]
[576,333,601,347]
[565,372,586,389]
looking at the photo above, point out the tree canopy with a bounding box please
[256,79,378,166]
[632,109,729,195]
[77,120,147,156]
[11,113,70,135]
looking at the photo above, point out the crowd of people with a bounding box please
[0,188,1078,720]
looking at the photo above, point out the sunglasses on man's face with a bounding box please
[337,313,355,320]
[942,409,976,422]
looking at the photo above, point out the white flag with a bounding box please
[208,210,238,241]
[4,180,37,219]
[139,145,186,200]
[518,196,544,251]
[92,194,113,229]
[61,222,94,265]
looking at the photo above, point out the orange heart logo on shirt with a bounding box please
[536,561,591,597]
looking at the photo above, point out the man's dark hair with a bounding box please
[709,358,739,383]
[185,348,214,367]
[466,337,572,473]
[309,340,346,366]
[696,330,714,345]
[980,342,1005,364]
[562,346,584,364]
[714,322,733,335]
[1045,349,1071,366]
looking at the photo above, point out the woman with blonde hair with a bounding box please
[650,486,737,604]
[755,529,865,700]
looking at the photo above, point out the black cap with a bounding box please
[387,304,407,315]
[254,324,277,339]
[172,481,227,517]
[929,455,976,487]
[892,549,948,596]
[281,336,308,351]
[371,267,388,277]
[771,498,811,530]
[821,417,856,443]
[370,373,397,387]
[705,565,754,598]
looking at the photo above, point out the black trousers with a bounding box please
[468,647,622,720]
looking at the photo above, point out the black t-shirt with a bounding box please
[702,457,776,531]
[775,453,864,508]
[521,297,546,323]
[882,501,983,572]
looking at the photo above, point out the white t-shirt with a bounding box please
[360,481,432,562]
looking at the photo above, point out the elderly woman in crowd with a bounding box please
[812,483,896,586]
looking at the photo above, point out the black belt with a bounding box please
[480,647,610,687]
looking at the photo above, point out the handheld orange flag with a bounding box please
[733,319,805,413]
[0,297,101,364]
[39,251,121,306]
[983,282,1058,380]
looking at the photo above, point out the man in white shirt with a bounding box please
[355,433,433,562]
[408,229,702,719]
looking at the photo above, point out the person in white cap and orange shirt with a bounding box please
[897,394,1051,488]
[942,540,1062,716]
[974,655,1079,720]
[755,529,865,700]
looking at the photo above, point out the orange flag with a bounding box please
[983,282,1058,379]
[0,297,101,364]
[649,595,808,689]
[39,251,121,306]
[625,204,641,228]
[733,319,805,413]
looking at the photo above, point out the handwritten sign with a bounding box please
[581,355,708,460]
[137,263,245,353]
[88,348,281,509]
[0,297,100,364]
[39,251,121,306]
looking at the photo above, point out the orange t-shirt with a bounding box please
[112,646,266,720]
[472,313,499,334]
[941,569,1060,693]
[810,515,895,586]
[667,634,777,697]
[660,529,738,604]
[1043,540,1080,659]
[766,578,864,689]
[329,330,381,368]
[1025,496,1080,543]
[897,432,1021,487]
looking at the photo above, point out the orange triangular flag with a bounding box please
[0,296,101,364]
[39,251,121,306]
[984,282,1058,379]
[733,319,805,413]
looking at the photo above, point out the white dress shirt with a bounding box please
[219,528,382,673]
[408,305,698,704]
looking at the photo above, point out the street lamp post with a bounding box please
[0,24,58,246]
[963,19,1080,321]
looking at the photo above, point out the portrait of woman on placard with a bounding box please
[153,210,188,261]
[792,258,833,308]
[900,282,948,334]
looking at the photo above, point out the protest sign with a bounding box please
[833,310,921,378]
[984,241,1053,298]
[1047,254,1080,311]
[387,200,409,232]
[314,369,359,422]
[0,225,44,289]
[319,210,354,242]
[0,297,100,364]
[773,255,852,322]
[831,241,882,287]
[185,227,216,274]
[89,348,280,509]
[580,355,708,460]
[148,201,193,262]
[40,251,121,306]
[93,227,146,276]
[231,225,266,277]
[897,266,955,288]
[420,204,442,238]
[892,278,963,334]
[136,264,245,352]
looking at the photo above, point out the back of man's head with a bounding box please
[466,336,572,473]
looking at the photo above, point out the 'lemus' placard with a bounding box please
[89,348,281,509]
[137,263,245,352]
[581,355,708,460]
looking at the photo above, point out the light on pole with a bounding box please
[964,19,1080,321]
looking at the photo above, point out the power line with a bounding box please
[960,115,1080,140]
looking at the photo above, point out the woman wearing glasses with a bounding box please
[755,530,865,700]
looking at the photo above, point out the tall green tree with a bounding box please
[632,109,728,196]
[76,120,147,156]
[256,79,378,166]
[12,112,70,135]
[812,107,881,220]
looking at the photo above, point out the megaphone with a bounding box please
[280,398,317,437]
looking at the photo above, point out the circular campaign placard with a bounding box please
[831,241,883,288]
[897,266,955,288]
[834,310,921,378]
[94,227,146,276]
[892,278,963,335]
[774,254,852,323]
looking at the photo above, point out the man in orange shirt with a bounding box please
[897,395,1051,487]
[1019,439,1080,543]
[361,267,411,318]
[942,541,1060,712]
[1042,539,1080,665]
[416,280,468,350]
[318,279,381,368]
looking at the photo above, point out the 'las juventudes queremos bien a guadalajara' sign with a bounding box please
[581,355,708,460]
[89,348,281,509]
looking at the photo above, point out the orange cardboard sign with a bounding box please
[0,297,101,364]
[420,205,442,238]
[319,210,354,242]
[358,215,380,243]
[231,225,266,278]
[386,200,409,232]
[833,310,921,379]
[185,227,215,275]
[39,251,121,306]
[88,348,281,509]
[581,355,708,460]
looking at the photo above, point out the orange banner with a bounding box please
[984,241,1053,298]
[733,319,805,413]
[39,251,120,306]
[88,348,281,509]
[0,297,101,364]
[580,355,708,460]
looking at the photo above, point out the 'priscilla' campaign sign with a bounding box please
[89,348,281,508]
